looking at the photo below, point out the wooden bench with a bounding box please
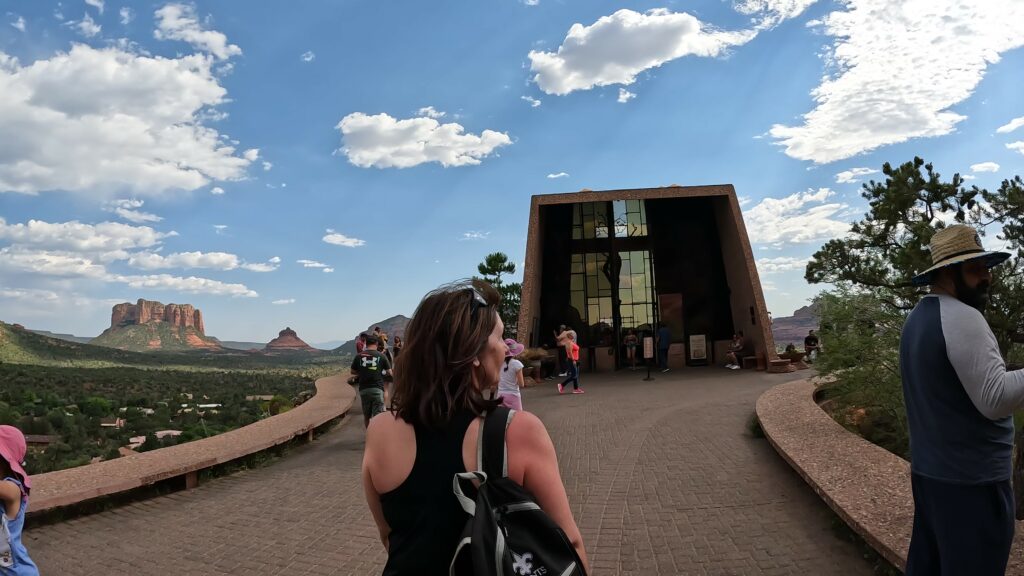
[742,355,758,369]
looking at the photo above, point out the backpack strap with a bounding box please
[476,406,515,480]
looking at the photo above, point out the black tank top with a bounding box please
[380,410,477,576]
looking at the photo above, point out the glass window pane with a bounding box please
[620,288,633,305]
[587,276,598,294]
[570,274,584,291]
[599,297,612,323]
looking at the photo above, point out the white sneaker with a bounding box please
[731,365,741,370]
[725,364,734,369]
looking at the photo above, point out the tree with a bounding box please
[476,252,522,338]
[477,252,516,287]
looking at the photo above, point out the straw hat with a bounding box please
[911,225,1010,286]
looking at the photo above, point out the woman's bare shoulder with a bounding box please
[506,410,549,446]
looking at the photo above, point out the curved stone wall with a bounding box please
[30,374,356,514]
[756,378,1024,573]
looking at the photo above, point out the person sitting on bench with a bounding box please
[725,331,751,370]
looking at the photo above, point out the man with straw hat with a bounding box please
[900,224,1023,574]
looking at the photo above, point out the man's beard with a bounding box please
[953,268,990,312]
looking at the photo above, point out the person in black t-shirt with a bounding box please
[804,329,820,363]
[351,335,392,427]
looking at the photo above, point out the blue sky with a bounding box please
[1,0,1023,344]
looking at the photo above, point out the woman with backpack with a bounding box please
[0,425,40,575]
[362,279,588,575]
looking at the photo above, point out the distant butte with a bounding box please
[264,327,317,352]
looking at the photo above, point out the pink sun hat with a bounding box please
[0,425,30,494]
[504,338,525,358]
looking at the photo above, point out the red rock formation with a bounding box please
[264,327,316,352]
[110,299,207,335]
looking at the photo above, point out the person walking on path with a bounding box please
[559,339,583,394]
[0,425,40,576]
[362,279,588,575]
[555,324,576,376]
[656,322,672,372]
[351,335,392,428]
[497,338,526,411]
[900,224,1024,575]
[803,329,820,363]
[391,335,402,359]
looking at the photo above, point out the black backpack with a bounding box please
[450,406,587,576]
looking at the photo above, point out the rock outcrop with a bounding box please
[771,304,820,349]
[111,299,206,334]
[264,327,317,352]
[91,298,220,352]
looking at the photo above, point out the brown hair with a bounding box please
[392,279,502,429]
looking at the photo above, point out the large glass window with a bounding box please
[573,200,646,240]
[568,249,654,345]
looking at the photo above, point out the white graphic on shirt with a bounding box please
[359,355,380,370]
[512,552,534,576]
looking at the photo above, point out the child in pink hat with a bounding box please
[0,425,39,575]
[497,338,526,411]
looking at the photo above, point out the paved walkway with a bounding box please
[28,369,873,575]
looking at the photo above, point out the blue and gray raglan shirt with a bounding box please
[900,294,1024,484]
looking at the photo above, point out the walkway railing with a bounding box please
[756,378,1024,574]
[30,374,355,514]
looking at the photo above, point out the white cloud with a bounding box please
[733,0,820,29]
[769,1,1024,164]
[10,15,25,32]
[1007,141,1024,155]
[128,251,239,270]
[213,224,227,234]
[154,3,241,60]
[301,51,315,62]
[521,96,541,108]
[461,231,490,241]
[0,218,171,253]
[528,9,754,96]
[961,174,976,181]
[997,116,1024,134]
[322,229,366,247]
[547,172,569,179]
[269,256,281,264]
[738,195,752,206]
[417,106,446,119]
[262,161,273,171]
[115,273,257,297]
[523,0,540,5]
[617,88,636,103]
[0,246,109,278]
[243,148,260,162]
[103,199,163,224]
[210,187,225,195]
[323,267,334,273]
[337,112,512,169]
[835,167,878,184]
[85,0,105,14]
[272,298,295,305]
[297,259,330,269]
[756,256,810,274]
[743,188,850,245]
[0,287,61,303]
[119,6,134,25]
[970,162,1000,173]
[73,12,101,37]
[127,250,278,272]
[0,44,253,196]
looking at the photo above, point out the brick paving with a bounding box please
[28,369,872,575]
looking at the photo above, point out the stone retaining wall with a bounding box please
[756,379,1024,574]
[30,374,355,514]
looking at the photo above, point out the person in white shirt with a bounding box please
[497,338,526,411]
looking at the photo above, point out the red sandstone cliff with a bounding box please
[264,327,316,352]
[111,298,206,334]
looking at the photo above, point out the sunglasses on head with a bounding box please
[467,287,490,316]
